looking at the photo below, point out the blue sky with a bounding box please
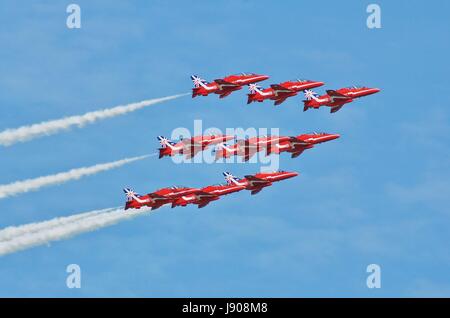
[0,0,449,297]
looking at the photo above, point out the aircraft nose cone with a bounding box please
[284,171,299,179]
[316,81,325,87]
[373,88,381,93]
[329,133,340,140]
[258,75,269,81]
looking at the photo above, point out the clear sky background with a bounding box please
[0,0,449,297]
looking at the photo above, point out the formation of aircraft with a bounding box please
[157,134,234,159]
[303,86,380,113]
[123,171,298,210]
[123,73,377,212]
[191,73,380,112]
[214,132,340,161]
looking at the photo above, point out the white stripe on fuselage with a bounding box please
[233,76,267,84]
[345,89,374,96]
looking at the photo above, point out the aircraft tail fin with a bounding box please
[123,188,139,201]
[157,136,176,149]
[190,75,208,88]
[304,89,319,101]
[222,171,241,186]
[248,83,262,94]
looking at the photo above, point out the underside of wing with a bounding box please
[330,105,344,113]
[250,188,264,195]
[244,175,270,185]
[274,97,288,105]
[198,200,214,208]
[196,191,218,199]
[291,149,305,158]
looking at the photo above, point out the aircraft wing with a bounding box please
[250,188,264,195]
[150,202,166,210]
[198,201,214,209]
[291,149,305,158]
[184,146,204,159]
[236,139,261,149]
[244,175,271,186]
[180,138,204,148]
[195,191,219,199]
[147,193,168,201]
[330,105,344,113]
[274,97,288,106]
[326,90,352,100]
[275,136,292,143]
[215,79,240,89]
[270,84,295,95]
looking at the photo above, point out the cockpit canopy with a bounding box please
[346,85,365,89]
[234,72,256,76]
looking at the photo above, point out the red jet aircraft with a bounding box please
[214,135,292,161]
[171,183,245,208]
[303,86,380,113]
[247,79,324,105]
[191,73,269,98]
[223,171,298,195]
[123,186,201,210]
[266,132,340,158]
[158,134,235,159]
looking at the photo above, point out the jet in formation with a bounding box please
[303,86,380,113]
[191,73,269,98]
[223,171,298,195]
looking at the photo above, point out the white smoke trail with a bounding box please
[0,207,117,242]
[0,206,155,256]
[0,93,188,146]
[0,154,154,199]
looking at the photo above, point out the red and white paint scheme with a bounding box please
[191,73,269,98]
[158,134,235,159]
[171,184,245,208]
[247,79,324,105]
[214,135,292,162]
[303,86,380,113]
[266,132,340,158]
[123,186,201,210]
[223,171,298,195]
